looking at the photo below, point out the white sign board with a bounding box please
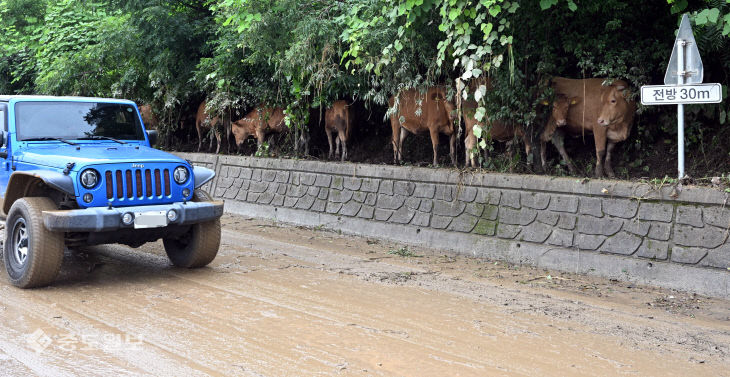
[641,83,722,105]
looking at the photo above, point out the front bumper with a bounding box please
[42,201,224,232]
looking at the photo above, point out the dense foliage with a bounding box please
[1,0,729,178]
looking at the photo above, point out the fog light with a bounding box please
[167,209,178,222]
[182,188,191,198]
[83,193,93,203]
[121,212,134,226]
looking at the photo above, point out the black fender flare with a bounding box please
[2,171,75,215]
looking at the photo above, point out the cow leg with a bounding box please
[196,126,203,152]
[540,120,559,173]
[449,132,457,166]
[226,119,232,154]
[215,130,221,154]
[335,133,341,158]
[255,128,266,156]
[326,128,334,160]
[429,128,440,167]
[464,126,474,168]
[521,132,533,170]
[604,141,617,178]
[237,131,249,155]
[398,127,408,164]
[208,131,214,152]
[593,128,608,178]
[464,139,470,168]
[595,150,606,178]
[390,118,401,164]
[301,132,310,156]
[506,140,516,172]
[339,131,348,161]
[551,129,577,175]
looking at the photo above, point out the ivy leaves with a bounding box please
[668,0,730,36]
[539,0,577,12]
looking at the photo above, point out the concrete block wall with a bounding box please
[178,153,730,298]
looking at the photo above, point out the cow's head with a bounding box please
[431,88,457,127]
[444,100,457,126]
[597,83,632,127]
[231,119,252,146]
[553,95,577,126]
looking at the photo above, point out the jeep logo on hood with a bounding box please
[132,163,144,169]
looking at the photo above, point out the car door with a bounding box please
[0,103,9,200]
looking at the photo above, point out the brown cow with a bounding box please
[324,100,353,161]
[539,95,577,173]
[551,77,636,178]
[463,101,533,168]
[195,101,222,154]
[138,104,158,130]
[389,87,456,166]
[231,106,287,151]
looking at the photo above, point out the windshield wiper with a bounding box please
[22,137,78,146]
[77,136,127,144]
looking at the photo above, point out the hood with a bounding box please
[16,143,187,170]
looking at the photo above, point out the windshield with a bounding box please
[15,101,145,141]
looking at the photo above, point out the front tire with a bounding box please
[162,190,221,268]
[3,197,64,288]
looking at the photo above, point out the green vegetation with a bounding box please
[389,246,421,258]
[1,0,730,177]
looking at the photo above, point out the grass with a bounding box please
[388,246,421,258]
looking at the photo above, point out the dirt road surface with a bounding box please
[1,214,729,376]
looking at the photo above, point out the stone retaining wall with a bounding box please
[178,153,730,298]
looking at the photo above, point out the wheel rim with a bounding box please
[11,218,29,267]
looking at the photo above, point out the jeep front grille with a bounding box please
[105,168,171,200]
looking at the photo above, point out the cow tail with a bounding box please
[582,73,586,143]
[345,104,352,141]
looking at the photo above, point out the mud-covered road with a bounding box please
[1,215,729,376]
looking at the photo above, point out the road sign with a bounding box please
[665,14,703,85]
[640,83,722,105]
[643,13,725,179]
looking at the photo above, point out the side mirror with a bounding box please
[146,130,158,147]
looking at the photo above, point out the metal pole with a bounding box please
[677,39,686,179]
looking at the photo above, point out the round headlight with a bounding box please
[80,169,99,189]
[173,166,189,184]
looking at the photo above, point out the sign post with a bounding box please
[677,36,685,180]
[641,14,722,179]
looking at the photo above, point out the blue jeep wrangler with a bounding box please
[0,96,223,288]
